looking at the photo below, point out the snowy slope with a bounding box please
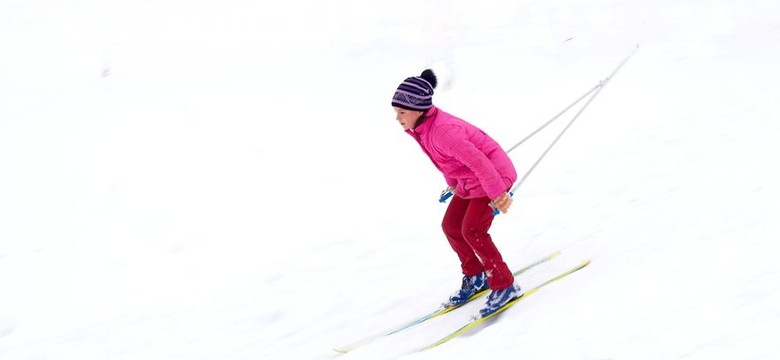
[1,0,779,359]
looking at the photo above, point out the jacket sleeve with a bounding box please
[445,175,457,187]
[434,125,507,200]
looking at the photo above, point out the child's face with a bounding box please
[393,107,423,130]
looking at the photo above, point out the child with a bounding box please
[391,69,522,317]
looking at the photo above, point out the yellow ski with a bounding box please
[419,259,591,351]
[333,250,562,353]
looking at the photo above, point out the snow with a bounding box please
[1,0,779,359]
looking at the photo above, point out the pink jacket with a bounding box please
[406,106,517,200]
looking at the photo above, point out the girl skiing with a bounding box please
[391,69,522,317]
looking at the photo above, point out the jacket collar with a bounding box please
[411,106,439,135]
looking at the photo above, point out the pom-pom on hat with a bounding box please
[391,69,438,111]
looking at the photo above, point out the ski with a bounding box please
[333,250,561,353]
[418,259,591,351]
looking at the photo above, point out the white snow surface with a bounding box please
[1,0,779,359]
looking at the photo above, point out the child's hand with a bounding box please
[491,193,513,214]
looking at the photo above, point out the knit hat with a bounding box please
[391,69,438,111]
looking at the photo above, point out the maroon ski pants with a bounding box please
[441,195,514,290]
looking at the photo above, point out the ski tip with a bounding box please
[332,348,350,354]
[582,259,592,266]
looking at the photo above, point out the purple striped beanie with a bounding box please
[391,69,438,111]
